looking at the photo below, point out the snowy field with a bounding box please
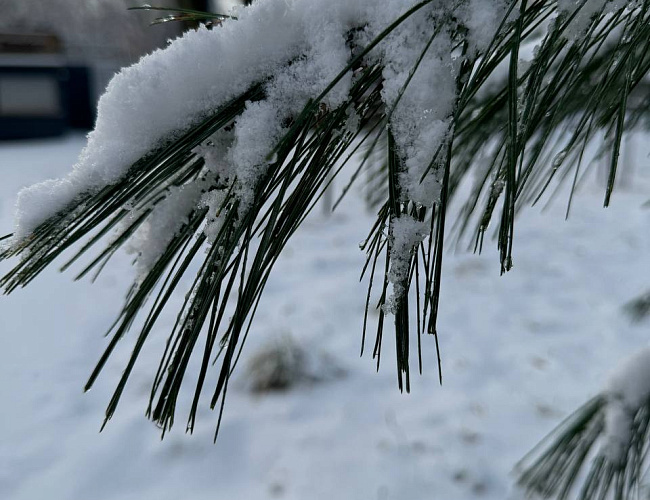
[1,133,649,500]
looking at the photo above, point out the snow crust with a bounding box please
[604,346,650,463]
[12,0,508,281]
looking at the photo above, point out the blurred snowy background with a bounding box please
[1,2,650,499]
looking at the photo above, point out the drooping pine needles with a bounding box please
[0,1,648,456]
[517,393,650,500]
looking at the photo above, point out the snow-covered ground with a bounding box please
[0,133,649,500]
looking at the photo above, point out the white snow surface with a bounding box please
[2,129,650,500]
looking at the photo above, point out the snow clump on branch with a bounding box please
[12,0,509,287]
[603,347,650,464]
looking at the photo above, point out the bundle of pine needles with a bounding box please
[0,3,648,470]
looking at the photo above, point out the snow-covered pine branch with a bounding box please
[518,347,650,500]
[1,0,648,465]
[11,0,505,286]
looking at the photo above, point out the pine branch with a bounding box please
[0,0,648,440]
[517,393,650,500]
[129,5,235,26]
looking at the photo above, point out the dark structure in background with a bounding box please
[0,33,120,140]
[0,34,69,139]
[0,1,217,140]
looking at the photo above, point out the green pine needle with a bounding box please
[1,1,648,451]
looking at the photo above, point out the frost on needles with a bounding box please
[12,0,508,293]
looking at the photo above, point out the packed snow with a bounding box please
[1,127,649,500]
